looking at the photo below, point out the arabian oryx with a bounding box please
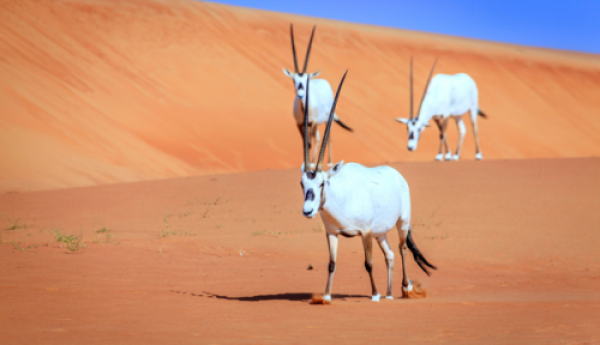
[395,58,487,161]
[283,24,352,168]
[300,70,436,303]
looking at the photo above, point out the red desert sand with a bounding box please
[1,158,600,344]
[1,0,600,192]
[1,0,600,344]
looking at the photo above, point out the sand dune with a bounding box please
[1,0,600,192]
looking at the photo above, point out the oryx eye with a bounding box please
[320,182,324,188]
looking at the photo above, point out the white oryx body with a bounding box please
[300,71,435,303]
[307,163,410,237]
[283,25,352,167]
[396,59,487,161]
[421,73,479,120]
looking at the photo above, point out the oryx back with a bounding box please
[422,73,478,118]
[323,163,410,237]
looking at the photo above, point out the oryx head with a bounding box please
[300,70,348,218]
[395,57,437,151]
[283,24,321,99]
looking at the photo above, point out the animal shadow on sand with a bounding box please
[170,290,367,302]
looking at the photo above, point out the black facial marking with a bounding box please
[409,132,414,140]
[328,262,336,273]
[307,171,316,180]
[298,83,304,90]
[305,188,315,201]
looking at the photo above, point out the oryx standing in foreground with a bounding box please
[283,24,352,168]
[395,58,487,161]
[300,70,436,302]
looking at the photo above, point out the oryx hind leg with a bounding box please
[395,220,411,293]
[470,108,483,160]
[361,230,380,302]
[376,234,395,299]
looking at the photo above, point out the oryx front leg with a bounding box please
[376,235,395,299]
[434,118,445,161]
[361,230,380,302]
[453,117,466,161]
[327,135,333,167]
[311,125,320,169]
[323,232,338,302]
[442,118,452,161]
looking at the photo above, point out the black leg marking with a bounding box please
[329,262,336,273]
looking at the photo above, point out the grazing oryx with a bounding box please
[300,70,436,302]
[395,58,487,161]
[283,24,352,168]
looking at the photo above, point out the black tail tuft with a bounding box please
[477,108,487,119]
[334,118,353,132]
[406,229,437,276]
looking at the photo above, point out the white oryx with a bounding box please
[395,58,487,161]
[283,24,352,168]
[300,70,436,302]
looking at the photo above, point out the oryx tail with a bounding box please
[333,115,353,132]
[477,108,488,119]
[406,228,437,276]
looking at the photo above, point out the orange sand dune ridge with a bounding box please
[1,0,600,192]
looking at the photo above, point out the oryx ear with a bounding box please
[328,160,344,177]
[309,71,321,78]
[283,68,295,78]
[395,118,410,124]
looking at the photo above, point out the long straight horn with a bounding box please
[416,58,437,120]
[302,26,316,74]
[409,56,414,120]
[316,70,348,172]
[290,24,299,73]
[303,69,310,169]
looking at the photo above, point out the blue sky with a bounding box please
[207,0,600,54]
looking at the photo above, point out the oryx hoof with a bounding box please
[402,281,427,299]
[435,154,444,161]
[385,295,394,300]
[475,153,483,160]
[444,153,452,161]
[310,294,331,304]
[452,154,460,161]
[371,294,381,302]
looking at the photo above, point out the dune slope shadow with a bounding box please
[175,291,368,302]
